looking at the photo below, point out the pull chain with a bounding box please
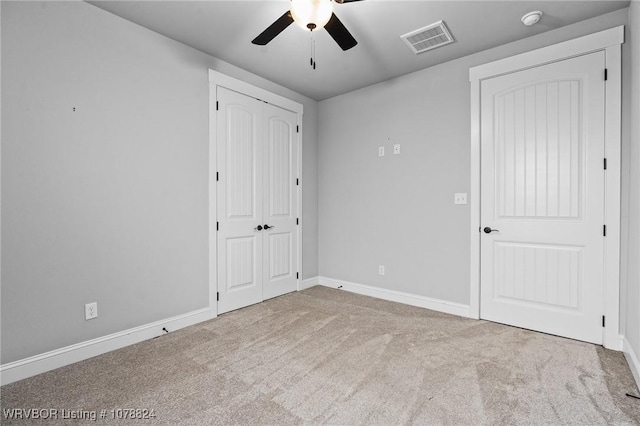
[309,32,316,70]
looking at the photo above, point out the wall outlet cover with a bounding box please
[378,146,385,157]
[85,302,98,320]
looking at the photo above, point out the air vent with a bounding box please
[401,21,454,55]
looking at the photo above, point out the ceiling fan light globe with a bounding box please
[290,0,333,31]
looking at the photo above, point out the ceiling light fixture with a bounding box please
[521,11,543,26]
[290,0,334,31]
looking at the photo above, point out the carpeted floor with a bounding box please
[1,286,639,425]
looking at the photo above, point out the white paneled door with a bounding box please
[217,87,298,314]
[480,51,606,344]
[262,103,299,300]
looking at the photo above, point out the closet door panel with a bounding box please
[262,104,298,300]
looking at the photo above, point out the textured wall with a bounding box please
[1,1,318,363]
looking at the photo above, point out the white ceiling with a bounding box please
[88,0,630,100]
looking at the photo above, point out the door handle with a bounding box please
[254,225,263,231]
[483,227,499,234]
[263,224,275,230]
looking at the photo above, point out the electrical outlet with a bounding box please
[85,302,98,320]
[379,265,385,276]
[378,146,385,157]
[393,144,401,154]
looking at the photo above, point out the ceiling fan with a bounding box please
[252,0,363,51]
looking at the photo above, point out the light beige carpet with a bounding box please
[1,286,639,425]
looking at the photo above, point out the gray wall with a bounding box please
[1,1,318,363]
[626,1,640,367]
[318,9,631,306]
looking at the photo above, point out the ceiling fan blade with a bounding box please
[333,0,364,3]
[252,11,294,45]
[324,12,357,51]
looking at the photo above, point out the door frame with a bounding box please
[469,26,624,349]
[208,70,304,318]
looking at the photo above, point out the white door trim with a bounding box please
[208,70,304,318]
[469,26,624,350]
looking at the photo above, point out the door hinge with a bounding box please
[217,292,219,302]
[604,158,607,170]
[216,101,219,111]
[296,125,299,133]
[296,218,299,225]
[604,69,608,81]
[296,178,299,186]
[216,171,219,181]
[296,272,299,279]
[217,221,219,231]
[603,225,607,237]
[602,315,605,327]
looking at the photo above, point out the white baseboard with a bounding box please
[623,336,640,391]
[317,276,473,319]
[604,334,624,351]
[0,308,214,386]
[299,276,320,291]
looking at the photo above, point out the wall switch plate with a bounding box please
[378,146,385,157]
[393,144,401,154]
[85,302,98,320]
[378,265,385,276]
[454,193,468,205]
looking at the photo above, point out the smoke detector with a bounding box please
[521,11,543,26]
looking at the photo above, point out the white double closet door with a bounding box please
[216,87,299,314]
